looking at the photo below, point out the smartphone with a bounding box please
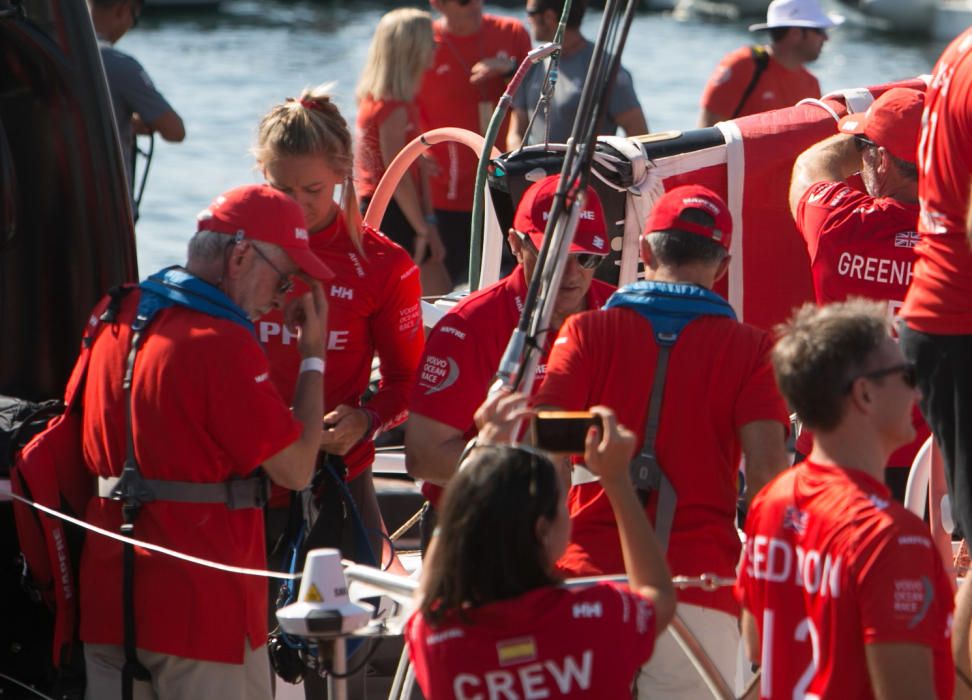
[533,411,602,454]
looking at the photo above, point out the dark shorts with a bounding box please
[359,196,428,264]
[434,208,473,286]
[899,323,972,537]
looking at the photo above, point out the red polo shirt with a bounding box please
[415,14,532,212]
[80,293,301,663]
[261,214,423,481]
[534,306,789,615]
[406,583,656,699]
[354,97,421,202]
[793,181,929,468]
[701,47,820,120]
[738,461,954,699]
[902,27,972,334]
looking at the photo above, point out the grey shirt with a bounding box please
[513,39,643,146]
[98,40,174,188]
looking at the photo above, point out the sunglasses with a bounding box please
[526,6,544,16]
[846,362,918,392]
[854,135,878,152]
[251,242,295,295]
[514,231,605,270]
[803,27,828,38]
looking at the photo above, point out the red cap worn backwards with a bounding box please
[196,184,334,280]
[645,185,733,251]
[512,175,611,255]
[837,87,925,165]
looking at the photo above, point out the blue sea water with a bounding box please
[124,0,941,274]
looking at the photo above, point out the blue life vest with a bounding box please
[603,280,736,345]
[136,266,254,335]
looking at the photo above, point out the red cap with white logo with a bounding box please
[645,185,733,251]
[512,175,610,256]
[196,184,333,280]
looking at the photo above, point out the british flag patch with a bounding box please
[895,231,920,248]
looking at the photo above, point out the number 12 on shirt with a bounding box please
[760,609,821,700]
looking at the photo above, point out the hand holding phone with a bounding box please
[533,411,603,454]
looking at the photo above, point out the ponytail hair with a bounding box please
[253,84,363,253]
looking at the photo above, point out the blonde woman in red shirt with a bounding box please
[253,87,424,583]
[355,7,450,296]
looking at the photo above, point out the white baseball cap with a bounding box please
[749,0,845,31]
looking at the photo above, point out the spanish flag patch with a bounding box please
[496,636,537,667]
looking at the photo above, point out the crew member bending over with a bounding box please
[738,300,954,699]
[81,185,328,698]
[406,391,675,699]
[788,87,928,501]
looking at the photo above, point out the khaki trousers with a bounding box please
[84,641,272,700]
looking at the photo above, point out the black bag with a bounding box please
[0,395,62,476]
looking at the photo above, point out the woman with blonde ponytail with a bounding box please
[253,87,423,591]
[355,7,450,296]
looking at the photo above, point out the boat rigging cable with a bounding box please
[497,0,639,396]
[519,0,571,151]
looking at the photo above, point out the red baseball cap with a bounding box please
[512,175,611,256]
[196,185,333,280]
[645,185,733,250]
[837,87,925,165]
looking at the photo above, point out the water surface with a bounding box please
[125,1,941,273]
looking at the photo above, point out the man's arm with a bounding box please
[697,108,725,128]
[615,106,648,138]
[865,643,936,700]
[507,107,529,151]
[262,284,327,491]
[739,419,788,505]
[405,413,468,486]
[146,109,185,143]
[789,133,861,218]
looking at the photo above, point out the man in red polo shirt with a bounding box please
[534,185,789,699]
[698,0,842,126]
[80,185,329,698]
[899,26,972,686]
[739,300,954,700]
[405,174,615,515]
[416,0,531,286]
[788,87,928,501]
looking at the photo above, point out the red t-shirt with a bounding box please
[737,461,954,699]
[415,14,532,212]
[903,27,972,333]
[793,181,929,467]
[354,97,421,201]
[701,46,820,120]
[409,267,615,505]
[534,306,789,615]
[79,293,301,663]
[405,583,656,699]
[260,213,423,481]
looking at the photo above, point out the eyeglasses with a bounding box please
[526,6,544,16]
[251,242,295,295]
[803,27,827,38]
[846,362,918,392]
[514,231,605,270]
[854,135,878,153]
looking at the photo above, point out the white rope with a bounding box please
[0,483,299,581]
